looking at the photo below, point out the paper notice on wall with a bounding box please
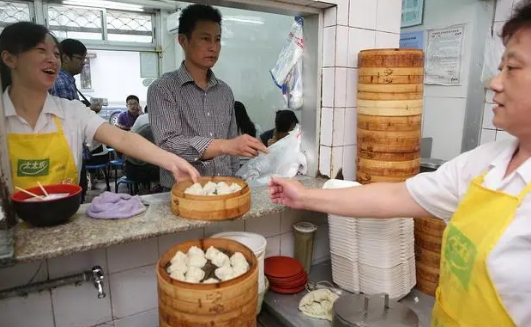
[425,25,465,85]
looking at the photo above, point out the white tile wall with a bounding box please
[376,0,402,33]
[346,68,357,107]
[320,107,334,147]
[375,31,399,48]
[495,0,514,22]
[48,248,107,279]
[333,108,346,146]
[0,291,55,327]
[107,238,158,274]
[323,26,337,67]
[343,108,357,146]
[0,260,48,290]
[158,227,205,255]
[114,309,158,327]
[265,235,281,258]
[349,0,377,29]
[334,68,347,107]
[280,232,295,257]
[109,265,158,319]
[336,0,349,25]
[245,213,281,237]
[342,145,357,181]
[319,145,332,176]
[482,103,496,129]
[336,26,349,67]
[480,129,497,145]
[332,146,344,177]
[496,130,517,142]
[322,68,336,107]
[347,28,376,68]
[324,6,337,27]
[204,219,245,236]
[52,282,112,327]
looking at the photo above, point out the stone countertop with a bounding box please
[13,177,326,263]
[263,261,435,327]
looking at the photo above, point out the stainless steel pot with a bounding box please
[332,293,419,327]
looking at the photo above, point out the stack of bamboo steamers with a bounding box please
[333,49,426,298]
[355,48,443,296]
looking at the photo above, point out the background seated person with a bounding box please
[235,101,263,137]
[260,110,299,147]
[116,95,141,131]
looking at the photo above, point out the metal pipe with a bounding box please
[0,266,106,300]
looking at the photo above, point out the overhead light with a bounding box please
[223,16,264,25]
[62,0,144,12]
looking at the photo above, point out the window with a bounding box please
[46,4,154,44]
[47,5,103,40]
[0,0,32,29]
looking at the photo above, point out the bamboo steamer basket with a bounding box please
[157,238,259,327]
[356,48,424,185]
[414,217,446,295]
[171,176,251,220]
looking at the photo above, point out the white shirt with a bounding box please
[406,139,531,326]
[131,113,149,133]
[3,89,106,176]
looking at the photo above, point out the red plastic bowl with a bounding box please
[11,184,82,227]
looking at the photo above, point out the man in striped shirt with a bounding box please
[148,4,267,188]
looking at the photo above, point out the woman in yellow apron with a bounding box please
[268,3,531,326]
[0,22,199,191]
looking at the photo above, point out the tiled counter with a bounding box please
[0,177,330,327]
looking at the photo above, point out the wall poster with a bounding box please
[401,0,424,28]
[425,25,465,86]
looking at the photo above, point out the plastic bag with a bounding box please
[270,17,304,110]
[480,31,505,88]
[282,58,303,110]
[236,125,307,187]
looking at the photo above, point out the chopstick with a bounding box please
[15,187,45,200]
[37,182,49,197]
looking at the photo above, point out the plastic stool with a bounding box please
[85,163,110,191]
[116,176,137,195]
[110,159,124,191]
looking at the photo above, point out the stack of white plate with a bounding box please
[323,180,416,300]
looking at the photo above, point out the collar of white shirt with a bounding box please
[3,88,65,120]
[487,138,531,186]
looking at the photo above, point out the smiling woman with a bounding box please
[0,21,199,193]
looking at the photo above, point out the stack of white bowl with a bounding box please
[323,180,416,300]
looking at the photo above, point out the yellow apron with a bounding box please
[431,172,531,327]
[8,116,79,190]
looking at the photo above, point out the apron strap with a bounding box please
[517,181,531,200]
[53,116,64,134]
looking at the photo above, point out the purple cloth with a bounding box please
[87,192,146,219]
[117,111,138,130]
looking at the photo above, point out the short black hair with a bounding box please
[60,39,87,58]
[0,22,59,91]
[502,0,531,45]
[126,95,139,103]
[178,4,222,39]
[275,110,299,133]
[144,105,148,113]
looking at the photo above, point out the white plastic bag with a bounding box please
[236,125,307,187]
[270,17,304,110]
[480,31,505,88]
[282,58,303,110]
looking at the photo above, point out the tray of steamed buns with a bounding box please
[171,176,251,220]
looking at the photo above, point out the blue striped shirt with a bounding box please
[49,69,79,101]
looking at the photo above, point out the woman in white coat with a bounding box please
[0,22,199,190]
[269,2,531,326]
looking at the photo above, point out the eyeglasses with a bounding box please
[72,55,86,62]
